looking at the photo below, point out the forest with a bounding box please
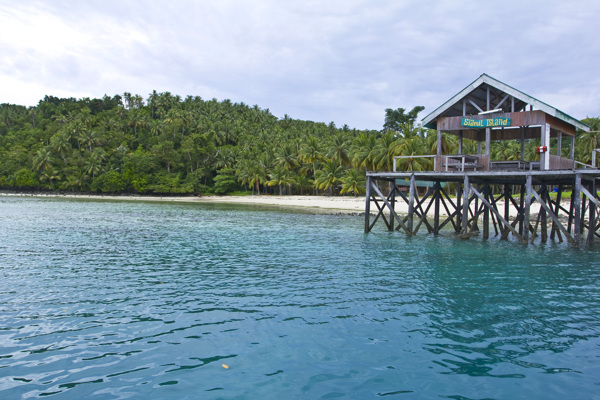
[0,92,598,196]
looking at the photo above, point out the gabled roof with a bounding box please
[422,73,589,132]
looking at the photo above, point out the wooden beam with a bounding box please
[370,183,411,235]
[530,186,576,246]
[470,184,527,244]
[469,99,483,113]
[495,94,509,110]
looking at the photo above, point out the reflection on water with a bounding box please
[0,197,599,399]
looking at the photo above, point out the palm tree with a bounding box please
[33,147,54,171]
[50,132,71,162]
[84,148,106,179]
[267,166,293,195]
[314,160,344,195]
[81,129,101,153]
[327,132,351,166]
[299,135,323,194]
[275,144,300,171]
[351,132,378,171]
[340,168,366,196]
[395,137,432,171]
[39,168,61,188]
[373,131,401,171]
[578,117,600,164]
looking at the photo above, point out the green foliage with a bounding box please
[6,93,588,197]
[14,168,37,188]
[213,168,240,195]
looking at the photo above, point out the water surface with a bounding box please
[1,197,599,399]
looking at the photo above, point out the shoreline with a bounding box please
[1,192,541,218]
[1,192,370,215]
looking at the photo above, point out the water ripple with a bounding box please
[1,197,599,399]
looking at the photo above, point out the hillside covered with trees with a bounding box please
[0,92,598,196]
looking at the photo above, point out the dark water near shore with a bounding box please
[1,196,599,399]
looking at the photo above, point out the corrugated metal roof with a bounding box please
[422,73,590,132]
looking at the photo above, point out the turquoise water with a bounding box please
[0,197,599,399]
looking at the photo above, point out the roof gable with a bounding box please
[422,73,589,132]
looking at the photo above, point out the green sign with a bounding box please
[461,117,511,128]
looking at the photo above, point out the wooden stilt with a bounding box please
[364,176,372,233]
[407,174,415,232]
[540,184,548,243]
[434,182,441,234]
[574,174,582,246]
[523,174,532,243]
[462,175,470,234]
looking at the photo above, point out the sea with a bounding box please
[0,196,599,399]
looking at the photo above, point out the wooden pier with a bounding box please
[365,74,600,247]
[364,170,600,247]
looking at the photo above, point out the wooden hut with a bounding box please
[421,73,590,172]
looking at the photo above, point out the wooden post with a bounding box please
[389,181,396,232]
[573,174,582,246]
[456,180,463,232]
[364,175,372,233]
[483,183,490,239]
[551,185,562,241]
[587,180,597,246]
[541,123,551,170]
[434,182,441,234]
[523,174,532,243]
[520,126,526,162]
[557,131,562,156]
[458,130,463,155]
[570,136,575,161]
[408,174,416,233]
[504,184,510,222]
[519,184,525,235]
[540,185,548,243]
[437,130,442,156]
[462,175,470,233]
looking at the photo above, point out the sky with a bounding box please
[1,0,599,130]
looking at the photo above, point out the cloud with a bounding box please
[1,0,599,130]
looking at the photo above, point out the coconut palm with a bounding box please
[267,166,294,195]
[340,168,366,196]
[578,117,600,165]
[351,132,378,171]
[33,147,54,172]
[314,160,344,195]
[373,131,401,171]
[395,136,432,171]
[327,132,351,166]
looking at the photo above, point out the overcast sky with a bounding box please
[1,0,599,130]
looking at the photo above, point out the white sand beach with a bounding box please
[3,192,544,218]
